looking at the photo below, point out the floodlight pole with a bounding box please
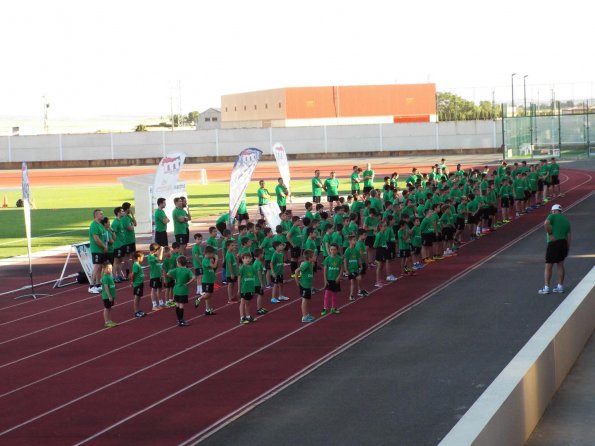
[511,73,517,117]
[523,75,528,117]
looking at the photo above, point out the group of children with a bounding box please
[98,157,562,328]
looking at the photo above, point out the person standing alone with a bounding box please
[538,204,571,294]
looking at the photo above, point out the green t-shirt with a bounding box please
[546,213,570,242]
[101,274,116,300]
[216,213,236,226]
[350,172,361,191]
[225,250,239,277]
[132,262,144,287]
[351,200,364,216]
[373,230,387,249]
[440,212,454,229]
[343,247,361,273]
[362,170,374,188]
[147,253,162,279]
[239,264,257,293]
[411,225,422,248]
[323,255,343,281]
[364,216,379,236]
[154,208,168,232]
[304,238,318,256]
[206,236,219,251]
[172,207,188,236]
[121,214,136,244]
[191,243,203,269]
[370,197,383,214]
[275,184,287,206]
[311,177,323,197]
[299,261,314,288]
[253,259,265,286]
[89,220,106,254]
[355,239,367,258]
[321,233,333,257]
[169,267,194,296]
[257,187,270,205]
[201,257,216,284]
[288,225,303,247]
[111,218,126,249]
[260,237,275,260]
[549,163,560,176]
[420,216,434,234]
[271,251,285,276]
[104,228,115,253]
[324,178,340,196]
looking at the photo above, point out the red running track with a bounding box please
[0,169,592,445]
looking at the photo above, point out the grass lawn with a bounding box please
[0,179,363,259]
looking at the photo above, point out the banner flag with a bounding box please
[21,162,33,270]
[229,148,262,223]
[151,152,186,235]
[272,142,292,203]
[260,203,282,229]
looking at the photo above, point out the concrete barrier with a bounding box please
[439,266,595,446]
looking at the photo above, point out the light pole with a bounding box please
[523,75,528,116]
[42,95,50,133]
[511,73,517,117]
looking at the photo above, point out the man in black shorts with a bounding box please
[311,170,324,204]
[89,209,108,294]
[539,204,571,295]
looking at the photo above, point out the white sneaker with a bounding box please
[386,275,397,282]
[278,296,290,301]
[552,285,564,294]
[88,286,100,294]
[538,286,551,295]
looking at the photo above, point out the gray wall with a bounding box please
[0,120,502,163]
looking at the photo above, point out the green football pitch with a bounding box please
[0,179,361,259]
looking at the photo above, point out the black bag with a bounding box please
[77,271,89,284]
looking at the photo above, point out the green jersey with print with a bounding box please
[411,225,422,248]
[350,172,361,191]
[288,225,303,247]
[304,238,318,255]
[373,230,387,249]
[111,218,126,249]
[257,187,270,205]
[271,251,285,276]
[324,178,339,196]
[299,261,314,288]
[343,247,361,273]
[546,213,570,241]
[201,257,216,284]
[101,274,116,300]
[89,220,106,254]
[191,243,203,268]
[362,170,374,188]
[172,208,188,236]
[154,208,168,232]
[549,163,560,176]
[121,214,136,244]
[225,250,239,277]
[260,237,275,260]
[364,216,379,236]
[169,267,194,296]
[253,259,265,286]
[132,262,144,286]
[275,184,287,206]
[312,177,323,197]
[323,255,343,281]
[239,264,257,293]
[147,253,162,279]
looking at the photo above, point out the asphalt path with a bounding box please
[199,190,595,445]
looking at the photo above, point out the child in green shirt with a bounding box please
[195,246,217,316]
[296,249,316,323]
[101,263,117,328]
[147,243,164,310]
[343,235,367,301]
[237,253,257,324]
[131,251,146,318]
[270,241,287,304]
[167,255,195,326]
[191,233,204,296]
[322,243,343,315]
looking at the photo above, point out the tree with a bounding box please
[135,124,148,132]
[188,111,199,124]
[437,92,501,121]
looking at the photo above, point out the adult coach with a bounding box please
[350,165,362,195]
[324,171,340,210]
[154,197,170,247]
[362,163,375,196]
[538,204,571,295]
[172,197,190,255]
[257,180,271,215]
[311,170,324,204]
[89,209,108,294]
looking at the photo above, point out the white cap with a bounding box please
[551,204,562,212]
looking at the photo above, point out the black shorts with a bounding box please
[538,179,545,191]
[412,246,421,255]
[124,243,136,255]
[347,272,359,280]
[175,233,189,245]
[241,292,253,301]
[300,286,312,299]
[106,253,115,265]
[551,175,560,185]
[375,246,387,262]
[254,286,263,296]
[455,217,466,230]
[489,205,497,216]
[545,239,568,264]
[155,231,168,247]
[480,208,490,220]
[194,267,204,276]
[363,186,373,195]
[227,276,238,283]
[467,214,479,225]
[290,246,302,259]
[327,195,339,203]
[279,205,287,212]
[114,247,125,259]
[92,253,107,265]
[501,197,511,209]
[164,279,174,289]
[133,284,144,297]
[421,233,435,247]
[264,260,271,271]
[365,235,375,248]
[313,196,321,204]
[387,241,396,259]
[273,274,284,284]
[351,189,359,195]
[524,190,531,200]
[174,294,189,304]
[360,262,367,275]
[102,299,114,309]
[442,227,455,241]
[149,278,162,289]
[399,249,411,258]
[434,233,443,242]
[326,280,340,292]
[237,212,249,222]
[202,283,214,293]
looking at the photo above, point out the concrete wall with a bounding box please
[0,120,502,164]
[439,266,595,446]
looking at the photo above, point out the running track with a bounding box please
[0,169,592,445]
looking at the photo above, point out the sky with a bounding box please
[1,0,593,120]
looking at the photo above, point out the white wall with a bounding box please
[0,120,502,163]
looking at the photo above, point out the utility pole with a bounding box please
[42,95,49,133]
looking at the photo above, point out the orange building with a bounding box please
[221,83,437,128]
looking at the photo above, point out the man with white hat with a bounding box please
[538,204,571,294]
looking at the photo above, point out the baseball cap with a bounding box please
[551,204,562,212]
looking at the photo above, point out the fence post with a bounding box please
[379,124,383,152]
[162,130,166,157]
[215,129,219,158]
[269,127,273,154]
[59,133,63,161]
[7,136,11,162]
[323,126,328,154]
[435,122,440,151]
[110,133,115,160]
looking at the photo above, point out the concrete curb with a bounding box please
[439,266,595,446]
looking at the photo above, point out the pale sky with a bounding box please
[1,0,593,120]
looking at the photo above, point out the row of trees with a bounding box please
[135,111,200,132]
[436,92,501,121]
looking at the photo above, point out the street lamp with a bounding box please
[523,75,528,117]
[511,73,517,117]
